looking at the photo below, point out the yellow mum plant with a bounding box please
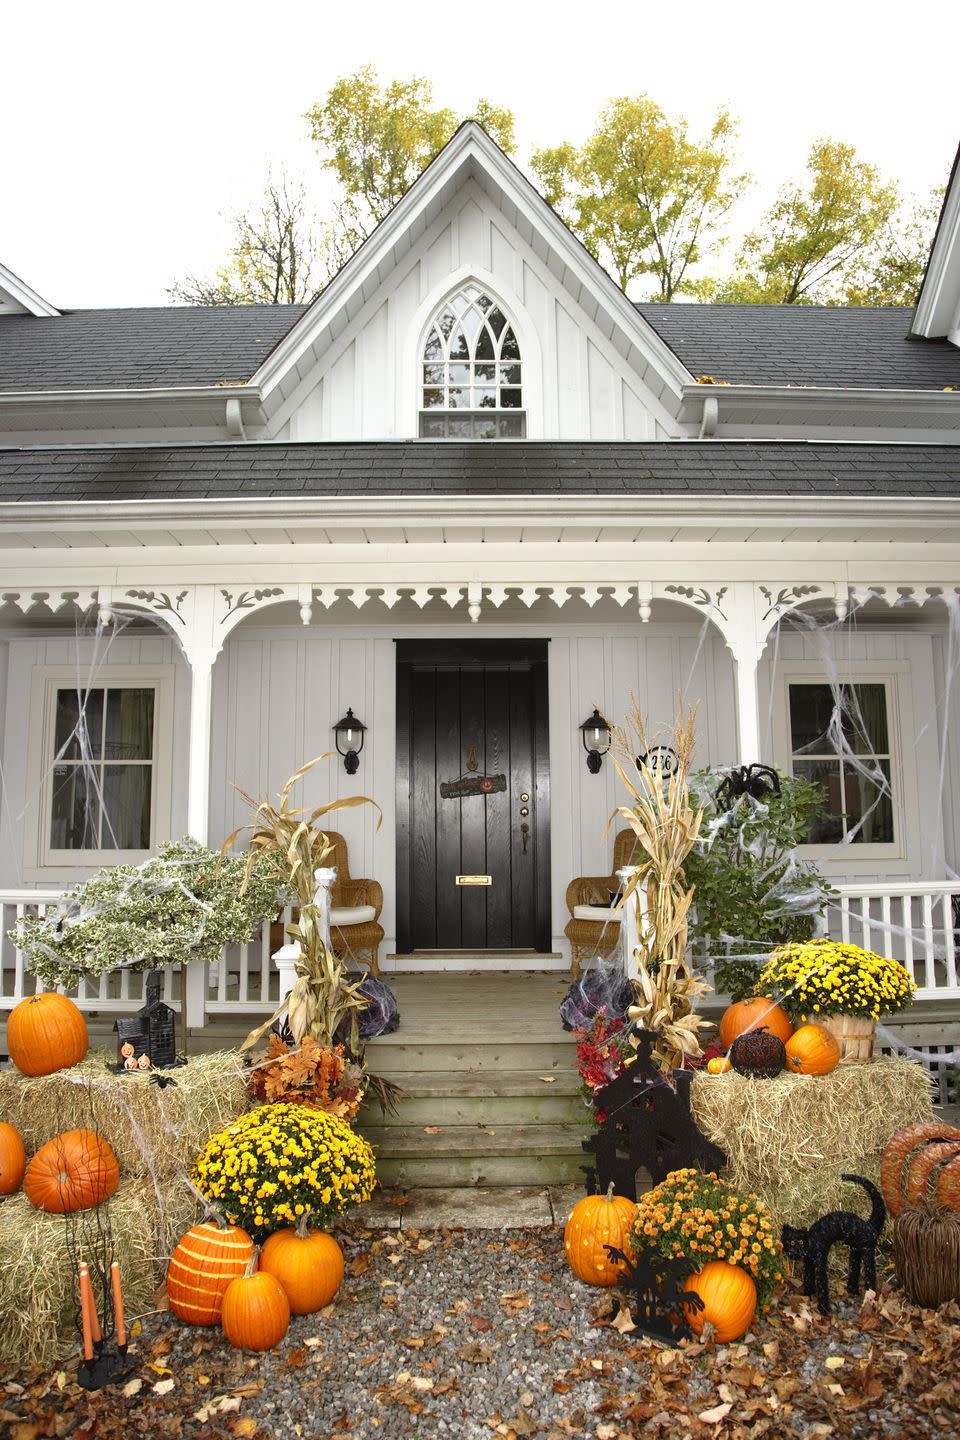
[193,1101,376,1238]
[758,938,916,1021]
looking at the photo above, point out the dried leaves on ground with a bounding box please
[3,1221,959,1440]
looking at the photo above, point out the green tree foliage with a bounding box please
[170,170,325,306]
[305,66,516,232]
[684,770,834,1001]
[531,97,749,300]
[714,140,934,306]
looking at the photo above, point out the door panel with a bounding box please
[396,640,550,952]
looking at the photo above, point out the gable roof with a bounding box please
[911,141,960,341]
[0,304,307,393]
[0,261,59,318]
[635,304,960,390]
[2,439,960,504]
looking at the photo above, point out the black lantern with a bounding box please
[334,707,366,775]
[580,708,611,775]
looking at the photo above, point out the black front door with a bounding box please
[396,640,550,953]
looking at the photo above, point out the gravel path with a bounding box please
[142,1221,959,1439]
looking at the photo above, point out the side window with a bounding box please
[50,686,156,852]
[787,681,895,846]
[419,285,525,439]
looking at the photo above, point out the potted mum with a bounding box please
[757,938,916,1062]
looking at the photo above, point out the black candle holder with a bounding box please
[78,1340,135,1391]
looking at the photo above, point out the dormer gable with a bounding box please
[911,142,960,347]
[0,261,59,317]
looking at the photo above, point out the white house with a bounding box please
[2,124,960,1039]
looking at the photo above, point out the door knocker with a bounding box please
[466,742,480,773]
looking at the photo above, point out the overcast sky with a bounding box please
[3,0,958,309]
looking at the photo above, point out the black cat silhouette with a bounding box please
[781,1174,886,1316]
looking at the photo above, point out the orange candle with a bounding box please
[111,1261,126,1347]
[78,1266,93,1362]
[80,1264,101,1345]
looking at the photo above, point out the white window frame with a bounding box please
[772,660,919,872]
[25,664,175,877]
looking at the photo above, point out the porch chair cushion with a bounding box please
[329,905,377,926]
[572,904,622,922]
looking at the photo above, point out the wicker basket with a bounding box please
[820,1013,877,1063]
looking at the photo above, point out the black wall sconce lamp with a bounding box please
[580,708,611,774]
[334,707,366,775]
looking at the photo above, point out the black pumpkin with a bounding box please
[729,1026,785,1079]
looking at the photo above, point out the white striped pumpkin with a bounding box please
[166,1219,255,1325]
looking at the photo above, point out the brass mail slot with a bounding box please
[456,874,492,886]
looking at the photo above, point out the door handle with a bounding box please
[521,822,530,854]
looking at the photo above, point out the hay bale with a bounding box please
[689,1057,932,1234]
[0,1051,247,1182]
[0,1177,198,1371]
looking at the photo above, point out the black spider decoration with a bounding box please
[715,764,781,810]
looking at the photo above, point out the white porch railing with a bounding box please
[0,892,294,1026]
[827,882,960,1001]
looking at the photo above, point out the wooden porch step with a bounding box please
[360,1067,585,1127]
[360,1122,588,1188]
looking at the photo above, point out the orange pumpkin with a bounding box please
[167,1218,256,1325]
[0,1121,26,1195]
[880,1122,960,1217]
[221,1253,290,1350]
[719,998,793,1051]
[260,1217,344,1314]
[24,1129,119,1213]
[7,992,88,1076]
[706,1056,731,1074]
[785,1023,840,1076]
[564,1183,638,1286]
[683,1260,757,1342]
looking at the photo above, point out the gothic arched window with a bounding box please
[420,285,525,439]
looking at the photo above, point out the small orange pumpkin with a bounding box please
[0,1121,27,1195]
[167,1217,256,1324]
[706,1056,731,1074]
[7,992,88,1076]
[683,1260,757,1342]
[260,1215,344,1314]
[785,1023,840,1076]
[564,1183,638,1286]
[221,1252,290,1350]
[24,1129,119,1213]
[719,997,793,1051]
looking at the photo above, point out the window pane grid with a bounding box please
[788,682,894,845]
[51,687,155,851]
[420,286,525,434]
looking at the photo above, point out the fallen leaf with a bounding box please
[457,1340,493,1364]
[824,1355,845,1370]
[538,1076,557,1083]
[611,1304,636,1335]
[424,1126,442,1135]
[698,1402,733,1424]
[232,1421,260,1438]
[153,1378,176,1396]
[472,1314,493,1332]
[122,1378,143,1399]
[147,1362,173,1377]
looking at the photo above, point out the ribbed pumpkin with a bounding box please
[167,1217,256,1324]
[729,1027,785,1078]
[785,1023,841,1076]
[564,1183,638,1286]
[260,1216,344,1314]
[24,1128,119,1213]
[221,1253,290,1351]
[719,997,793,1050]
[0,1121,27,1195]
[880,1122,960,1218]
[683,1260,757,1342]
[7,992,88,1076]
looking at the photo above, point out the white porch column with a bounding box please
[186,650,215,843]
[724,583,765,766]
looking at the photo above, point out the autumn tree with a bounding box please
[531,97,748,300]
[305,66,516,232]
[714,140,930,305]
[170,170,323,306]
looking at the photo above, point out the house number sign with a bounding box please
[439,773,507,799]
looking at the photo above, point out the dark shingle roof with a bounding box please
[0,305,308,392]
[634,304,960,391]
[2,440,960,504]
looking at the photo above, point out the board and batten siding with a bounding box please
[280,177,663,444]
[210,623,737,955]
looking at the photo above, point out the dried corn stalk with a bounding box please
[609,698,714,1069]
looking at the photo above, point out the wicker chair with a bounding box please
[268,831,384,975]
[325,831,384,975]
[564,829,639,978]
